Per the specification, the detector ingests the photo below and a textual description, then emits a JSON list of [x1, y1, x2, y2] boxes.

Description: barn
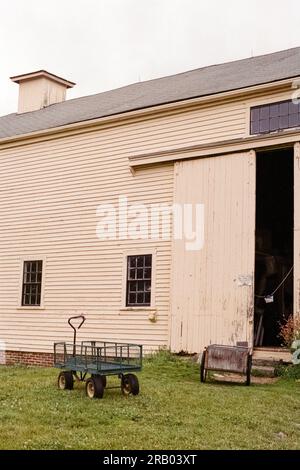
[[1, 47, 300, 365]]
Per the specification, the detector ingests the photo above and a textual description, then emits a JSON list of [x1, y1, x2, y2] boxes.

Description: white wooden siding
[[170, 151, 256, 353], [0, 87, 294, 354], [0, 123, 175, 353]]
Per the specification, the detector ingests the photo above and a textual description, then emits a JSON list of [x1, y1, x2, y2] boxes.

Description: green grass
[[275, 363, 300, 379], [0, 351, 299, 450]]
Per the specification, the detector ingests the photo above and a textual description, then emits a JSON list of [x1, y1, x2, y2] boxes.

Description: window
[[126, 255, 152, 307], [250, 99, 300, 135], [22, 260, 43, 306]]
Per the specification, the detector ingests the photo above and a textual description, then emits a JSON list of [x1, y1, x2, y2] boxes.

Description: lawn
[[0, 351, 299, 450]]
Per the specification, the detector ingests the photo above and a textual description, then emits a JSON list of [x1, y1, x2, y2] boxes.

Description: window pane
[[279, 102, 289, 116], [144, 292, 151, 305], [137, 281, 144, 291], [279, 115, 289, 129], [289, 101, 298, 114], [136, 269, 144, 279], [289, 113, 299, 127], [270, 104, 279, 117], [129, 281, 137, 292], [129, 293, 137, 304], [251, 108, 260, 121], [144, 268, 151, 279], [250, 120, 260, 135], [137, 256, 144, 267], [270, 117, 279, 131], [260, 106, 269, 119], [129, 268, 136, 280], [129, 256, 137, 268], [145, 281, 151, 292], [259, 119, 270, 133], [145, 255, 152, 267]]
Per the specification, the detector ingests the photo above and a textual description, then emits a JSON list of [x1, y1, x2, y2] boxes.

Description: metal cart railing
[[54, 315, 142, 399]]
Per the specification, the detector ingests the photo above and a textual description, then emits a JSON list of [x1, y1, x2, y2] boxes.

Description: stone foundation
[[5, 350, 53, 367]]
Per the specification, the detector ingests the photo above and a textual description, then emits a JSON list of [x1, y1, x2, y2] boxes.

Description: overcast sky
[[0, 0, 300, 116]]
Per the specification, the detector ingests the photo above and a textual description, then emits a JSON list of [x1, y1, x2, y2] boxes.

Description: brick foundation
[[5, 350, 54, 367]]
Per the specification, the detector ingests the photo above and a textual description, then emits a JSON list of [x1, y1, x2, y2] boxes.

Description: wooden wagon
[[200, 344, 252, 385]]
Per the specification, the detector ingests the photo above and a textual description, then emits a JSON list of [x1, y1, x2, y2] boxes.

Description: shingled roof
[[1, 47, 300, 139]]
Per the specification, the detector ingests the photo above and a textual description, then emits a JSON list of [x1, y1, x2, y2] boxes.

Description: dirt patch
[[211, 372, 279, 385]]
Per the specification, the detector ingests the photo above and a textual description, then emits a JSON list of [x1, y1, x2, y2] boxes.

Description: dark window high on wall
[[250, 100, 300, 135], [22, 260, 43, 306], [126, 255, 152, 306]]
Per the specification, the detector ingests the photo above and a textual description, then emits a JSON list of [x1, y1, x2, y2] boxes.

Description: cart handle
[[68, 315, 86, 356], [68, 315, 86, 331]]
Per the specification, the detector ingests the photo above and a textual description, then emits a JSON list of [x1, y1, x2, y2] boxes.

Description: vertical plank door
[[170, 151, 256, 353]]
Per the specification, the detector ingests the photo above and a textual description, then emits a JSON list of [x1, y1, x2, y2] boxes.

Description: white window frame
[[121, 248, 157, 311], [17, 256, 46, 310]]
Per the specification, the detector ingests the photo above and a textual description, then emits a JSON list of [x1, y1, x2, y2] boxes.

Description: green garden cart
[[54, 315, 143, 399]]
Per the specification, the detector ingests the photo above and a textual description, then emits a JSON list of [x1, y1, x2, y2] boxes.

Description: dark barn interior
[[254, 148, 294, 347]]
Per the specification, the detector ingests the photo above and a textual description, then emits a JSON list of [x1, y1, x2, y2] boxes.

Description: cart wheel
[[246, 354, 252, 386], [121, 374, 139, 396], [92, 374, 107, 388], [58, 371, 74, 390], [200, 349, 207, 383], [86, 376, 104, 399]]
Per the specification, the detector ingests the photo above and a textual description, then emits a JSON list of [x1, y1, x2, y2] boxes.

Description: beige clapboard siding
[[0, 144, 173, 352], [0, 86, 294, 354], [0, 101, 247, 158], [170, 152, 256, 353]]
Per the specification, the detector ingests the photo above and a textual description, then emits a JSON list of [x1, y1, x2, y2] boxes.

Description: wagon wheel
[[92, 374, 107, 388], [58, 371, 74, 390], [86, 376, 104, 399], [200, 349, 207, 383], [245, 354, 252, 386], [121, 374, 139, 396]]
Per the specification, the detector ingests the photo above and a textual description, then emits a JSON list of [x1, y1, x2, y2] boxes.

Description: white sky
[[0, 0, 300, 116]]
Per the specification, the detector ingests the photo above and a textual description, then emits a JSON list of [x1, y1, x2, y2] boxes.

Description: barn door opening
[[254, 148, 294, 347]]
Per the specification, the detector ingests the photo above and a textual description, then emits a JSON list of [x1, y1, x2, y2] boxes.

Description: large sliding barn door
[[170, 151, 256, 353]]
